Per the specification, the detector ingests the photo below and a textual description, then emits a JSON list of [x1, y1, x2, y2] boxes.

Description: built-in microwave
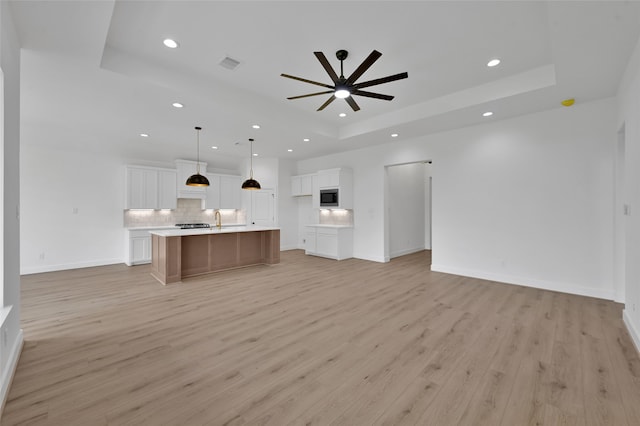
[[320, 188, 339, 207]]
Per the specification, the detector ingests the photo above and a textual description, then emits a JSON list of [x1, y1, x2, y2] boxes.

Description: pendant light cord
[[249, 138, 254, 179], [196, 127, 201, 174]]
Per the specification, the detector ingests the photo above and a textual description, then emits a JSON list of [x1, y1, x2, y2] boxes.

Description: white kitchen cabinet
[[304, 225, 353, 260], [126, 166, 178, 210], [158, 169, 177, 209], [200, 174, 241, 210], [124, 229, 155, 265], [220, 175, 242, 209], [305, 228, 317, 253], [311, 174, 320, 209], [291, 174, 314, 196], [204, 174, 221, 210], [175, 159, 208, 199], [317, 168, 353, 209], [318, 169, 340, 188], [125, 166, 158, 209]]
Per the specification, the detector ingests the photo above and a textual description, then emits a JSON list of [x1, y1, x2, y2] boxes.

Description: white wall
[[298, 97, 616, 301], [0, 0, 23, 409], [20, 145, 125, 274], [387, 162, 425, 259], [617, 36, 640, 352]]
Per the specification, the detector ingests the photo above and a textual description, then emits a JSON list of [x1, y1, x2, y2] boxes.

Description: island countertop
[[149, 225, 280, 237]]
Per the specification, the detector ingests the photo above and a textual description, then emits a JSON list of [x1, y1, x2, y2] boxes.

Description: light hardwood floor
[[3, 250, 640, 425]]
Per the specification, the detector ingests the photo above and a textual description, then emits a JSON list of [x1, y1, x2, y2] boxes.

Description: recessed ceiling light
[[287, 149, 293, 152], [487, 59, 500, 67], [252, 124, 260, 129], [303, 138, 310, 142], [140, 133, 149, 138], [172, 102, 184, 108], [391, 133, 398, 138], [339, 113, 347, 117], [211, 146, 218, 150], [163, 39, 179, 49], [482, 111, 493, 117], [253, 153, 258, 157]]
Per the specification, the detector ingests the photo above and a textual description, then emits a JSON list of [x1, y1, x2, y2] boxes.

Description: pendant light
[[242, 138, 261, 190], [186, 126, 210, 187]]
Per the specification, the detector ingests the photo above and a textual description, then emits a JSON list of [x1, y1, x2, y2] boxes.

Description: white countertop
[[126, 225, 179, 231], [150, 225, 280, 237], [305, 224, 354, 228]]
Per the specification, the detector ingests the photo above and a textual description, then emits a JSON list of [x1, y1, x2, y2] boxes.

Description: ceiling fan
[[281, 49, 408, 112]]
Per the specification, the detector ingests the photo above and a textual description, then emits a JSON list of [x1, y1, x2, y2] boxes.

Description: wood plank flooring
[[3, 250, 640, 425]]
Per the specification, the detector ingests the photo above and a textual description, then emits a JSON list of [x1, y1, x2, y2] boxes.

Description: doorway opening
[[384, 161, 433, 264]]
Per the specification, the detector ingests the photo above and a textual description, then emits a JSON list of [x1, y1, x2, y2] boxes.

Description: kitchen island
[[149, 226, 280, 285]]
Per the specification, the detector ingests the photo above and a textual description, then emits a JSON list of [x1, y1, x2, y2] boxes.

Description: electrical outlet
[[39, 252, 45, 260], [303, 239, 306, 243], [72, 207, 79, 214]]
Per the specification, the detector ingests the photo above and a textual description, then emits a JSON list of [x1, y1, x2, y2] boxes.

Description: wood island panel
[[181, 235, 210, 277], [151, 229, 280, 284], [209, 233, 239, 271], [150, 234, 182, 285]]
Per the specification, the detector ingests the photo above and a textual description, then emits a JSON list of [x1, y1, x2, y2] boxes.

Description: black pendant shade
[[186, 126, 209, 187], [242, 138, 261, 190], [186, 173, 209, 187], [241, 178, 261, 190]]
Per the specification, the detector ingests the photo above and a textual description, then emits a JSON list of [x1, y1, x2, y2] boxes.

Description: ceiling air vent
[[219, 56, 241, 70]]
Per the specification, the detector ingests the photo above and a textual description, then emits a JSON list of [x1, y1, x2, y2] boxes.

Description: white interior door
[[250, 190, 275, 226]]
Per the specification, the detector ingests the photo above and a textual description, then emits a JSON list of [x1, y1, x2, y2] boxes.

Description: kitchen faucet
[[214, 210, 222, 229]]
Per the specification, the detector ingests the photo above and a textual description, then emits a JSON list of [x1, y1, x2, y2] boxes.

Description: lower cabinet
[[304, 226, 353, 260], [125, 228, 171, 266]]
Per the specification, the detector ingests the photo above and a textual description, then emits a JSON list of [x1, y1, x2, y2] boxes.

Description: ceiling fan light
[[334, 88, 350, 99]]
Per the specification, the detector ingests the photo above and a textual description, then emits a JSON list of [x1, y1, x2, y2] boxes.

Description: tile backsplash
[[124, 198, 246, 228], [319, 209, 353, 226]]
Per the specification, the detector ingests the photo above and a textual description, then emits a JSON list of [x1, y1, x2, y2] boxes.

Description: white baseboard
[[390, 246, 425, 259], [353, 252, 387, 263], [20, 258, 123, 275], [430, 263, 615, 301], [0, 329, 23, 416], [623, 309, 640, 355]]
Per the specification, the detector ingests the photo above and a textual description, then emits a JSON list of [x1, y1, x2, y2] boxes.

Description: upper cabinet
[[125, 166, 158, 209], [125, 162, 241, 210], [220, 175, 242, 209], [203, 174, 242, 210], [158, 169, 177, 210], [125, 166, 177, 210], [318, 169, 342, 189], [291, 174, 315, 196], [175, 159, 208, 199], [204, 174, 221, 210], [318, 168, 353, 209]]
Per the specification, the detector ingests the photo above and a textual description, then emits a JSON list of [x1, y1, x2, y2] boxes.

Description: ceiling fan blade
[[354, 72, 408, 89], [281, 73, 334, 89], [287, 90, 335, 100], [317, 95, 336, 111], [352, 90, 394, 101], [345, 50, 382, 85], [345, 96, 361, 112], [314, 52, 340, 83]]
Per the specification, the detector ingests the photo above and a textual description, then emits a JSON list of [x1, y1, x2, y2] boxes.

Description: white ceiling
[[10, 0, 640, 170]]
